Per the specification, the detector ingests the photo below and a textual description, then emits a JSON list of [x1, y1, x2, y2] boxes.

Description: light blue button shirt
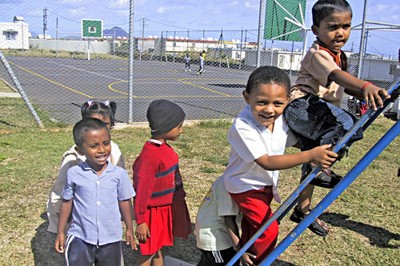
[[63, 162, 135, 246]]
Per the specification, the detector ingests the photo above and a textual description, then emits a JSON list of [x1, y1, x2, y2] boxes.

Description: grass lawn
[[0, 95, 399, 266]]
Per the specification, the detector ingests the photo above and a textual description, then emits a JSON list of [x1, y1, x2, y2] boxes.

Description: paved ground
[[1, 57, 253, 124], [0, 92, 20, 98], [164, 256, 195, 266]]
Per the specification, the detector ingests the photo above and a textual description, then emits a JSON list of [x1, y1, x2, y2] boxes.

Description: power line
[[47, 9, 81, 24], [369, 32, 400, 45]]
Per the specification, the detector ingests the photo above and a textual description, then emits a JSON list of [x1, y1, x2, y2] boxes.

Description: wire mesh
[[0, 0, 399, 125]]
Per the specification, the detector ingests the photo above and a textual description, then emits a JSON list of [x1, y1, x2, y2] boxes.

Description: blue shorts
[[65, 235, 122, 266], [284, 94, 363, 151]]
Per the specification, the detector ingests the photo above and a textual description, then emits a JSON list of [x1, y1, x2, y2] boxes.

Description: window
[[3, 30, 18, 40]]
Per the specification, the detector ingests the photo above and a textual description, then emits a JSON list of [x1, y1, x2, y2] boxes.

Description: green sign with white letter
[[82, 19, 103, 38]]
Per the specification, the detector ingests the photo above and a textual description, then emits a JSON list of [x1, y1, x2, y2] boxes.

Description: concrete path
[[0, 92, 20, 98], [164, 256, 195, 266]]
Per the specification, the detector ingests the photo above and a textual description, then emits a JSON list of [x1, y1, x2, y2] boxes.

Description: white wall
[[348, 56, 399, 82], [29, 39, 112, 54], [0, 22, 29, 49]]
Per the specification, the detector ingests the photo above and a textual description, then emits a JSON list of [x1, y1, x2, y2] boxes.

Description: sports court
[[5, 56, 254, 124]]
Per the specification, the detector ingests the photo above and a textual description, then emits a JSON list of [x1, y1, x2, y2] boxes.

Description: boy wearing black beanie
[[132, 99, 192, 266]]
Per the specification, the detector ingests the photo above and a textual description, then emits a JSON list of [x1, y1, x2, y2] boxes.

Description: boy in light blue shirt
[[55, 118, 136, 265]]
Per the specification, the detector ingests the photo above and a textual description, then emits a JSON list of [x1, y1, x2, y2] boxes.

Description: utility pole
[[364, 29, 369, 55], [256, 0, 266, 67], [56, 17, 58, 57], [239, 28, 243, 69], [113, 27, 116, 56], [140, 17, 145, 60], [357, 0, 368, 79], [43, 7, 47, 39], [187, 29, 189, 52], [128, 0, 135, 123], [202, 29, 205, 51], [173, 30, 176, 62]]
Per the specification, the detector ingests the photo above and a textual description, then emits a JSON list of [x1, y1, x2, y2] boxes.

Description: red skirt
[[172, 186, 193, 239], [139, 205, 173, 255]]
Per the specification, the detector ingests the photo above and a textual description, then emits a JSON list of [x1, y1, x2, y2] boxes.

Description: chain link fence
[[1, 0, 399, 126]]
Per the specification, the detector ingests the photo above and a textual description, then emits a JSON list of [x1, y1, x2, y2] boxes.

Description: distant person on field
[[198, 52, 205, 75], [184, 53, 191, 72], [47, 100, 124, 234], [54, 118, 136, 265], [133, 99, 192, 266], [283, 0, 390, 237], [224, 66, 338, 264], [195, 175, 256, 266]]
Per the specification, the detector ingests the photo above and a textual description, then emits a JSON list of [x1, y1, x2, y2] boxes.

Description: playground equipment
[[227, 77, 400, 266]]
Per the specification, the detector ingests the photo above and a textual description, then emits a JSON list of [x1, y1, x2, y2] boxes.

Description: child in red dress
[[133, 99, 192, 266]]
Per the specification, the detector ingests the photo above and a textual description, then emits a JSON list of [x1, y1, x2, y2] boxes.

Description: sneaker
[[290, 206, 329, 237]]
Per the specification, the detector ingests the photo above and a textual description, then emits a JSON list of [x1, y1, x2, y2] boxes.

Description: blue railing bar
[[333, 77, 399, 154], [260, 120, 400, 265], [361, 78, 399, 131]]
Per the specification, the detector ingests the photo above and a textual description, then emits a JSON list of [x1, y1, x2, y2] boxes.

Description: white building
[[144, 36, 257, 58], [0, 16, 30, 50]]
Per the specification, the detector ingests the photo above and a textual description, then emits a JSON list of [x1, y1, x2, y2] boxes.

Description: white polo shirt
[[195, 176, 240, 251], [223, 105, 297, 202]]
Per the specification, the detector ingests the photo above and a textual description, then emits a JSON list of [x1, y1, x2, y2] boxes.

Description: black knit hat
[[147, 99, 185, 136]]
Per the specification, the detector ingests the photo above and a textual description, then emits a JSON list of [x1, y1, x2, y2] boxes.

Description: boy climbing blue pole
[[283, 0, 390, 236]]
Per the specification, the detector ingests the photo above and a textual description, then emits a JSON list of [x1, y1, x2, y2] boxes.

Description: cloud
[[155, 4, 184, 15], [370, 3, 400, 23], [59, 0, 88, 5], [108, 0, 128, 9], [27, 7, 45, 17], [244, 1, 258, 9], [67, 7, 87, 18], [0, 0, 23, 3], [156, 6, 167, 14]]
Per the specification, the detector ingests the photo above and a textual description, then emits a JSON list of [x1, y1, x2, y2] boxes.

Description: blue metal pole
[[260, 120, 400, 265]]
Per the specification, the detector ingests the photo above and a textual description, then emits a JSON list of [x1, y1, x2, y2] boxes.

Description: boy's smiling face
[[77, 127, 111, 172], [243, 83, 288, 131], [312, 11, 352, 52]]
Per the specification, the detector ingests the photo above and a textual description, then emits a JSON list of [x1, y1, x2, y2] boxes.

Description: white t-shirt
[[223, 105, 297, 203], [195, 176, 240, 251]]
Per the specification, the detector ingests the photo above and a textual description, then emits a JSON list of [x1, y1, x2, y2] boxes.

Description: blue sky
[[1, 0, 399, 58]]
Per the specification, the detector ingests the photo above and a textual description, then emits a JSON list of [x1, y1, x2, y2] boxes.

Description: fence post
[[128, 0, 135, 123], [0, 52, 44, 128]]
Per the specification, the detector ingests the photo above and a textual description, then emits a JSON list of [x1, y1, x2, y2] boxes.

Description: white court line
[[48, 61, 126, 82]]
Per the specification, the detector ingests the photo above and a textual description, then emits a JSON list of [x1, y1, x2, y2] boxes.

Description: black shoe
[[311, 168, 342, 188], [290, 207, 329, 237], [302, 165, 342, 189]]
